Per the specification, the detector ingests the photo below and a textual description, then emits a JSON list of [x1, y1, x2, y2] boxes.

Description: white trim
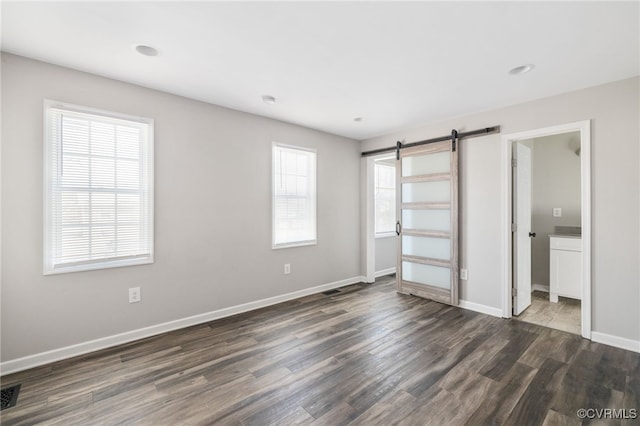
[[591, 332, 640, 353], [373, 160, 396, 236], [364, 152, 400, 283], [458, 299, 503, 318], [501, 120, 591, 339], [271, 240, 317, 250], [375, 232, 396, 239], [375, 267, 396, 278], [271, 142, 317, 250], [364, 156, 376, 283], [580, 122, 592, 339], [500, 132, 512, 318], [42, 100, 155, 275], [44, 99, 151, 123], [45, 257, 154, 275], [0, 275, 364, 376], [532, 283, 550, 293]]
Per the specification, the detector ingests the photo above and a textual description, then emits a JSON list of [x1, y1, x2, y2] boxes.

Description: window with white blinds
[[272, 143, 317, 248], [44, 101, 154, 274], [374, 161, 396, 236]]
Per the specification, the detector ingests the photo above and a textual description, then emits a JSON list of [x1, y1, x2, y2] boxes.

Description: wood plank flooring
[[1, 275, 638, 425]]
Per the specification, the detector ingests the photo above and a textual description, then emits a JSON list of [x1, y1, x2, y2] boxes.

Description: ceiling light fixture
[[262, 95, 276, 105], [353, 117, 364, 122], [508, 64, 535, 75], [134, 44, 158, 57]]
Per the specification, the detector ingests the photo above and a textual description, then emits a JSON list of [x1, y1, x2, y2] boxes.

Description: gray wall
[[530, 133, 582, 287], [375, 236, 396, 273], [361, 77, 640, 342], [1, 53, 361, 362]]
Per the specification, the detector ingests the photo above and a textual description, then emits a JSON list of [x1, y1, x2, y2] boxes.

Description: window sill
[[375, 233, 397, 239], [272, 240, 317, 250], [44, 256, 153, 275]]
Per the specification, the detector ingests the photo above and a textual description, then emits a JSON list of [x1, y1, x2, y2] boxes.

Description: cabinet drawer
[[550, 237, 582, 251]]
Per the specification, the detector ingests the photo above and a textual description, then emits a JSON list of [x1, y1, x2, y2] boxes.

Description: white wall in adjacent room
[[530, 132, 582, 287]]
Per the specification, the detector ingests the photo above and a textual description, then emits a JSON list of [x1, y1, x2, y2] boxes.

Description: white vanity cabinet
[[549, 235, 582, 303]]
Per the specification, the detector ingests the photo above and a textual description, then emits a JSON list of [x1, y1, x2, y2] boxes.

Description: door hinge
[[511, 223, 517, 232], [512, 288, 517, 297], [511, 158, 517, 168]]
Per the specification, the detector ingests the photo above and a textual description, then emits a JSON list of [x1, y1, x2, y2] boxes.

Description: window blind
[[272, 144, 317, 248], [375, 162, 396, 235], [44, 102, 153, 274]]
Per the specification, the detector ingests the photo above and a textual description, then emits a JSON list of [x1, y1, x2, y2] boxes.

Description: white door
[[396, 140, 459, 306], [513, 141, 533, 315]]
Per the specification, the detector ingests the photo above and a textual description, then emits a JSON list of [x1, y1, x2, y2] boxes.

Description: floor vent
[[322, 289, 340, 296], [1, 384, 21, 410]]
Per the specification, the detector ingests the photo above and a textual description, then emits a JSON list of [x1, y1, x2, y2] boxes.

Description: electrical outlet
[[553, 207, 562, 217], [460, 269, 468, 280], [284, 264, 291, 274], [129, 287, 141, 303]]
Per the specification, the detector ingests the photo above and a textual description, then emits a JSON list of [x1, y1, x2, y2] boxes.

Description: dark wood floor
[[1, 275, 638, 425]]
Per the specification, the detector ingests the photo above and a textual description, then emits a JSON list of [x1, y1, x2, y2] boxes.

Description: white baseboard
[[532, 283, 550, 292], [0, 275, 365, 376], [458, 299, 503, 318], [375, 267, 396, 278], [591, 331, 640, 353]]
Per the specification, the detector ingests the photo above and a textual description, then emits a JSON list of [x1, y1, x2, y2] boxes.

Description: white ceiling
[[2, 1, 638, 140]]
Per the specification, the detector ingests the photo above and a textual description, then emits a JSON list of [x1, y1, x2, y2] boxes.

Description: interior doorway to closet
[[502, 121, 591, 339]]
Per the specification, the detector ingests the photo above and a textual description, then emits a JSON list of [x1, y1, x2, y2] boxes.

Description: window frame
[[271, 142, 317, 249], [43, 99, 154, 275], [374, 159, 397, 238]]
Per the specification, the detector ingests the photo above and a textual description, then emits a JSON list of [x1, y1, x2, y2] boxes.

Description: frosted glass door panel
[[397, 139, 458, 305], [402, 261, 450, 289], [402, 151, 450, 177], [402, 209, 450, 232], [402, 235, 450, 260], [402, 181, 450, 203]]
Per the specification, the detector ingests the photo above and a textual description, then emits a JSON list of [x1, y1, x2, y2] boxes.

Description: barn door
[[396, 140, 458, 305]]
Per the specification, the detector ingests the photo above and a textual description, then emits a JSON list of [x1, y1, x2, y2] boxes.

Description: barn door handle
[[396, 222, 402, 236]]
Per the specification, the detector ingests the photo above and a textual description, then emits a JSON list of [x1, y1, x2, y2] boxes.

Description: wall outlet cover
[[553, 207, 562, 217], [128, 287, 141, 303]]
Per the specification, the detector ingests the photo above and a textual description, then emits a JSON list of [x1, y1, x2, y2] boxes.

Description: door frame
[[363, 153, 398, 283], [500, 120, 591, 339]]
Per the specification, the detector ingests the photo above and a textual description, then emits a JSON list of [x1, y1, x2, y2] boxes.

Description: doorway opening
[[512, 132, 582, 334], [363, 154, 398, 283], [501, 121, 591, 339]]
